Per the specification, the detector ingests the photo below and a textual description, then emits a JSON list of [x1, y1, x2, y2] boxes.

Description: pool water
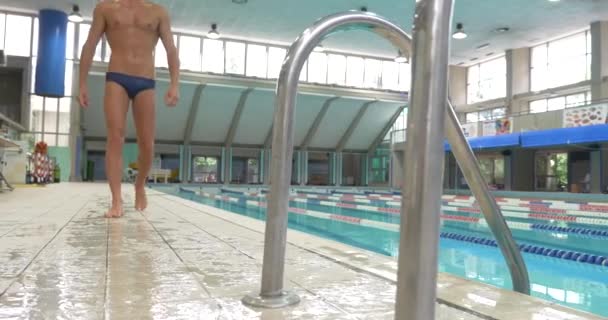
[[159, 186, 608, 317]]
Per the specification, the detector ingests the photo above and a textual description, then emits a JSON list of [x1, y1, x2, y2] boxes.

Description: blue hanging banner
[[35, 9, 68, 97]]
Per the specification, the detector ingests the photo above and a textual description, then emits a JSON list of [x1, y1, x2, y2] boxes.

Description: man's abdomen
[[108, 52, 156, 80]]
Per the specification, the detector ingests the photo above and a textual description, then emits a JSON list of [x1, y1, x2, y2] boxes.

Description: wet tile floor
[[0, 184, 603, 320]]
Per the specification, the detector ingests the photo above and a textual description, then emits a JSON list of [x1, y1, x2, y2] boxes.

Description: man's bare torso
[[100, 0, 163, 79]]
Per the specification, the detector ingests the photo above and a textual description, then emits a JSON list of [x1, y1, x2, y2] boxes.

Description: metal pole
[[395, 0, 453, 319], [242, 11, 411, 309], [445, 100, 530, 294]]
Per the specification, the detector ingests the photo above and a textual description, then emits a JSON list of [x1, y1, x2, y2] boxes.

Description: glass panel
[[346, 56, 364, 87], [58, 98, 71, 134], [382, 61, 399, 90], [492, 107, 506, 118], [192, 156, 219, 183], [246, 44, 267, 78], [466, 112, 479, 123], [78, 24, 102, 61], [0, 14, 5, 50], [44, 97, 59, 132], [267, 47, 286, 79], [530, 67, 549, 92], [547, 96, 565, 111], [467, 65, 480, 85], [30, 95, 44, 132], [202, 39, 224, 73], [57, 134, 69, 147], [529, 99, 547, 113], [478, 110, 492, 121], [531, 45, 548, 69], [43, 133, 57, 147], [565, 93, 586, 108], [225, 41, 245, 75], [65, 60, 74, 96], [30, 59, 36, 94], [549, 33, 586, 62], [398, 62, 411, 91], [66, 22, 75, 59], [5, 14, 32, 57], [327, 54, 346, 85], [104, 39, 111, 62], [307, 52, 327, 84], [299, 61, 307, 82], [364, 58, 382, 88], [179, 35, 202, 71], [155, 40, 168, 68], [32, 18, 38, 56]]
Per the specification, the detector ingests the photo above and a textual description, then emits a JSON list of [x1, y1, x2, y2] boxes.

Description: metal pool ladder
[[242, 2, 530, 319]]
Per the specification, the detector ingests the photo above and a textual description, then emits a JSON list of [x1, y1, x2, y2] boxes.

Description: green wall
[[48, 146, 71, 182]]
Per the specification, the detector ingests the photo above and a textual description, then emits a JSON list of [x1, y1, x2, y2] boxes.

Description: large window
[[246, 44, 267, 78], [529, 92, 591, 114], [225, 42, 245, 75], [531, 31, 591, 91], [535, 152, 568, 191], [327, 54, 346, 85], [0, 14, 5, 50], [465, 107, 506, 123], [201, 39, 224, 73], [467, 57, 507, 104], [307, 52, 328, 84], [178, 35, 201, 71], [346, 56, 364, 87], [267, 47, 286, 79], [192, 156, 219, 183], [4, 14, 32, 57]]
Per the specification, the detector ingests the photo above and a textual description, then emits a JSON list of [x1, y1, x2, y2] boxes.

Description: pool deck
[[0, 183, 605, 320]]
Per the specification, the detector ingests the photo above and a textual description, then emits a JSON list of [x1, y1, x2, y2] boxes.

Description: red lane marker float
[[378, 207, 400, 214], [441, 214, 480, 223], [529, 213, 576, 222], [458, 207, 481, 213], [330, 214, 362, 224], [336, 203, 357, 209], [581, 205, 608, 212]]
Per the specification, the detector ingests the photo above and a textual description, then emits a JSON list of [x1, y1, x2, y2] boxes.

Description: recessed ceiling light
[[470, 57, 479, 61], [486, 52, 495, 56], [476, 43, 490, 50], [494, 27, 510, 33], [207, 23, 220, 39], [232, 0, 247, 3], [457, 62, 465, 66], [394, 50, 408, 63], [68, 5, 83, 23], [548, 0, 560, 2], [453, 23, 467, 39]]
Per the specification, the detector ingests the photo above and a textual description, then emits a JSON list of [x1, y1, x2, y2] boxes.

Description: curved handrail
[[445, 101, 531, 294], [242, 7, 530, 318]]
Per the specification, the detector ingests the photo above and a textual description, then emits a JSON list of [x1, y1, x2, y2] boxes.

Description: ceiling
[[3, 0, 608, 64]]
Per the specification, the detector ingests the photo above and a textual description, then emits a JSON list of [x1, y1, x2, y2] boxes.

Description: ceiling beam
[[183, 84, 206, 145], [263, 126, 273, 149], [367, 105, 406, 155], [335, 100, 376, 152], [224, 88, 254, 148], [300, 97, 340, 150]]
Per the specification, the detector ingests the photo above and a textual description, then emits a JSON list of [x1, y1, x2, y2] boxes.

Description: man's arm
[[78, 4, 106, 89], [159, 7, 179, 87]]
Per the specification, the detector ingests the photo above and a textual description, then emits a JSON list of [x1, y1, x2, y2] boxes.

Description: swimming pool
[[157, 185, 608, 317]]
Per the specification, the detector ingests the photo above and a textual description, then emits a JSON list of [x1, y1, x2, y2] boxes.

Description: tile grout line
[[136, 209, 215, 299], [102, 215, 110, 320], [0, 198, 90, 298], [159, 194, 499, 320]]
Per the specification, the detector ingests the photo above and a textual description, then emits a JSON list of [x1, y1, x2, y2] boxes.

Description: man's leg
[[132, 89, 156, 211], [104, 82, 130, 218]]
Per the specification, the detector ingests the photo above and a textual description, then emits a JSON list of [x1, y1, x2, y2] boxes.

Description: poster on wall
[[482, 118, 512, 136], [461, 123, 478, 138], [562, 104, 608, 128]]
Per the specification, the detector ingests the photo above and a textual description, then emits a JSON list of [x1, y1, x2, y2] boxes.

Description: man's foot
[[105, 203, 124, 218], [135, 186, 148, 211]]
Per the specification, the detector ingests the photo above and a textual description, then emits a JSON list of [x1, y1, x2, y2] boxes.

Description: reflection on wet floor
[[0, 184, 597, 319]]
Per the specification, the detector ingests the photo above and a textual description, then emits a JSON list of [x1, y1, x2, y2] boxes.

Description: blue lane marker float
[[530, 223, 608, 239], [439, 232, 608, 267]]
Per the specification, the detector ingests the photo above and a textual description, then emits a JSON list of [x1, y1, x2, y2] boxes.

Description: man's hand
[[165, 84, 179, 107], [79, 85, 89, 108]]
